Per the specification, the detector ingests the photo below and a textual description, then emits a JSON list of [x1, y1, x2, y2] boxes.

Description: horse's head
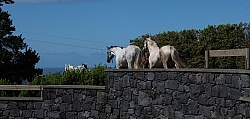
[[143, 37, 150, 51], [82, 63, 88, 69], [107, 46, 115, 63]]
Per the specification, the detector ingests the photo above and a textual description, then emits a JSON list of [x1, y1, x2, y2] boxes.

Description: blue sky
[[2, 0, 250, 68]]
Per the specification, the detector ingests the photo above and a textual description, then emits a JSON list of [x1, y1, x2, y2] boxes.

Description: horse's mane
[[147, 39, 158, 47], [108, 45, 124, 49]]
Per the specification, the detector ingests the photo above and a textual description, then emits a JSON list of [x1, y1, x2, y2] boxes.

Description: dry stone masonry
[[0, 69, 250, 119], [105, 69, 250, 119]]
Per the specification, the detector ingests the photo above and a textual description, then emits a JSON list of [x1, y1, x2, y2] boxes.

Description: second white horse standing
[[143, 37, 185, 69], [107, 45, 141, 69]]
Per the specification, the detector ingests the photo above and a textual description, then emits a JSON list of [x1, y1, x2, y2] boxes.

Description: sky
[[2, 0, 250, 68]]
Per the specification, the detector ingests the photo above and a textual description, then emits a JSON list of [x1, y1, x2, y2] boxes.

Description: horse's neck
[[147, 43, 159, 53], [112, 47, 124, 55]]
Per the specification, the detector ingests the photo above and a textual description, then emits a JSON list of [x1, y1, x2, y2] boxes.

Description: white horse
[[74, 63, 87, 72], [65, 63, 87, 72], [65, 64, 75, 71], [143, 37, 185, 69], [107, 45, 142, 69]]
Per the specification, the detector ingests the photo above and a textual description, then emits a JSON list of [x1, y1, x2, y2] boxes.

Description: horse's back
[[126, 45, 141, 50], [125, 45, 142, 69], [125, 45, 141, 55]]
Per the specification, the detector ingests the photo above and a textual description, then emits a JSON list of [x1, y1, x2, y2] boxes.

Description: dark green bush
[[31, 63, 109, 85]]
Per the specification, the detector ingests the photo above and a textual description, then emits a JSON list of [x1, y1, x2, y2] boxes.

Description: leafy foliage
[[31, 64, 108, 86], [130, 23, 250, 69], [0, 3, 42, 84], [0, 0, 14, 6]]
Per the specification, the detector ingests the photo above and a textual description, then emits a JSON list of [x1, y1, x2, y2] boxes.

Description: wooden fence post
[[205, 50, 209, 68], [246, 48, 250, 70], [205, 48, 249, 70]]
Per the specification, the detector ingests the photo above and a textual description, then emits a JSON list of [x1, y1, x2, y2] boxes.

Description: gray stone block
[[120, 100, 129, 112], [147, 72, 155, 80], [22, 110, 32, 117], [34, 110, 44, 118], [211, 85, 219, 97], [9, 109, 19, 117], [168, 72, 178, 80], [152, 105, 161, 117], [156, 82, 165, 94], [135, 106, 142, 116], [219, 85, 228, 98], [122, 75, 130, 87], [122, 88, 132, 101], [97, 92, 107, 104], [138, 91, 151, 106], [127, 109, 134, 115], [174, 111, 184, 119], [164, 106, 174, 118], [90, 110, 99, 118], [72, 101, 81, 111], [66, 112, 75, 119], [60, 103, 72, 112], [114, 81, 122, 91], [232, 75, 240, 88], [161, 72, 168, 80], [230, 88, 243, 100], [240, 74, 250, 88], [47, 111, 59, 118], [225, 74, 232, 84], [204, 83, 211, 97], [215, 74, 226, 84], [35, 102, 42, 109], [138, 81, 152, 90], [178, 93, 188, 104], [165, 80, 179, 90], [163, 94, 172, 105], [0, 104, 7, 109], [199, 106, 211, 118], [62, 95, 72, 103], [189, 84, 201, 94]]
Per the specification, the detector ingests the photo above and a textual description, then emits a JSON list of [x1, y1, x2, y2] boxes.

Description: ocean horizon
[[41, 67, 65, 75]]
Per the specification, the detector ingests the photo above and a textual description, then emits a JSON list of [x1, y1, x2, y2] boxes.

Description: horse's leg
[[134, 54, 141, 69], [127, 61, 133, 69], [116, 58, 120, 69], [149, 58, 154, 69], [160, 49, 168, 69], [116, 63, 120, 69]]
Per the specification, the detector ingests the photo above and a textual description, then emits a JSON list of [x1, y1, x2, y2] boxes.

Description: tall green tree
[[130, 23, 250, 69], [0, 0, 42, 84], [0, 0, 14, 6]]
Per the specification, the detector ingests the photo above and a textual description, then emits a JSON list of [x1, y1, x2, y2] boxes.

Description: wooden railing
[[0, 85, 43, 101], [0, 85, 106, 101], [205, 48, 250, 69]]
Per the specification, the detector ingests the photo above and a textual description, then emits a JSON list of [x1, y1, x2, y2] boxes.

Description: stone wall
[[105, 69, 250, 119], [0, 85, 106, 119], [1, 69, 250, 119]]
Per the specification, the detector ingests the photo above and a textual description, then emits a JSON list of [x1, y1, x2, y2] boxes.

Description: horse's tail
[[134, 48, 142, 69], [170, 46, 186, 68]]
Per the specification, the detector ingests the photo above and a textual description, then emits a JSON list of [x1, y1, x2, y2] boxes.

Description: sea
[[42, 67, 65, 75]]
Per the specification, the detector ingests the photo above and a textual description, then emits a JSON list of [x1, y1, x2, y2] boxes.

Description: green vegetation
[[130, 23, 250, 69], [31, 64, 108, 86], [0, 0, 42, 85], [0, 64, 109, 97]]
